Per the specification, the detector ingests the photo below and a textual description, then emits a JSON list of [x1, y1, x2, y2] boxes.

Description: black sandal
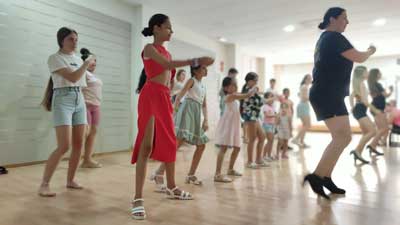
[[0, 166, 8, 175]]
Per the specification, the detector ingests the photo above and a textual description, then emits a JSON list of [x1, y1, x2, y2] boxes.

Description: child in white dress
[[276, 103, 292, 159]]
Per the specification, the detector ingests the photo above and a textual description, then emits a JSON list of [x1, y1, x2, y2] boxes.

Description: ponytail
[[41, 78, 54, 111], [136, 69, 147, 94]]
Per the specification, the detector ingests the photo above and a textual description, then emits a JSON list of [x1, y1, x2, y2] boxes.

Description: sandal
[[131, 199, 146, 220], [166, 186, 194, 200], [214, 174, 232, 183], [246, 162, 259, 169], [0, 166, 8, 175], [150, 172, 166, 193], [227, 169, 242, 176], [256, 161, 270, 167], [301, 143, 310, 149], [185, 175, 202, 185]]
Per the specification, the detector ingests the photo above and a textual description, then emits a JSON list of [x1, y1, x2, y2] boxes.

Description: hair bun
[[80, 48, 90, 55], [141, 27, 153, 37], [318, 22, 326, 30]]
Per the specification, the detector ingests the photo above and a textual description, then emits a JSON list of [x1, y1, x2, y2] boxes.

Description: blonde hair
[[352, 66, 367, 97]]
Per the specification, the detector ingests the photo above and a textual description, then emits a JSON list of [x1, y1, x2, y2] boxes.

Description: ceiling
[[125, 0, 400, 64]]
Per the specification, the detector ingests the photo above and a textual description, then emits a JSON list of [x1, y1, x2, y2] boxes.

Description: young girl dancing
[[132, 14, 213, 220], [214, 77, 257, 182]]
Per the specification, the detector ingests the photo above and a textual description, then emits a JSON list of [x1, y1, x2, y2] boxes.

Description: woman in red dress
[[131, 14, 214, 220]]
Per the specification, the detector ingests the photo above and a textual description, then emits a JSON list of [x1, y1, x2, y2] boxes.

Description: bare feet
[[38, 183, 56, 197], [80, 160, 102, 168], [66, 181, 83, 189], [281, 154, 289, 159]]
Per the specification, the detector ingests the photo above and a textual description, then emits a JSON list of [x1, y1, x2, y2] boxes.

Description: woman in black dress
[[367, 69, 393, 154], [303, 7, 376, 199]]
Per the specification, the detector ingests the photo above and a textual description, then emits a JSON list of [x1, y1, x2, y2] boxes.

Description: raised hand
[[368, 45, 376, 55], [198, 57, 214, 66]]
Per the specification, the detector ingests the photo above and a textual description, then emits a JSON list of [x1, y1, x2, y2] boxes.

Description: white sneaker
[[264, 156, 276, 162], [292, 139, 301, 146]]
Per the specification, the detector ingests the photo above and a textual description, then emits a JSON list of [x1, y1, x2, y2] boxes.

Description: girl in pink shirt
[[81, 48, 103, 168], [262, 92, 277, 161]]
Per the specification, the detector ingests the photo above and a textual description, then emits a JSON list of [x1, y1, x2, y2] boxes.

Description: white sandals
[[214, 174, 233, 183], [150, 172, 166, 193], [227, 169, 242, 177], [246, 162, 259, 169], [131, 199, 146, 220], [256, 161, 270, 167], [185, 175, 202, 185], [166, 186, 194, 200]]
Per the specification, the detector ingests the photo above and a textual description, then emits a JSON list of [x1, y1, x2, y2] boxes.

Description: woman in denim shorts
[[38, 27, 96, 197]]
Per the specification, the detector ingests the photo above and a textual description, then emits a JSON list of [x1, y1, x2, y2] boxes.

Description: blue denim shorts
[[52, 87, 87, 127], [297, 101, 310, 119], [262, 123, 275, 134]]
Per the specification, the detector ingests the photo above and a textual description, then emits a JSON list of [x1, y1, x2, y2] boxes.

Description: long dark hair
[[142, 14, 169, 37], [300, 74, 311, 86], [318, 7, 345, 30], [41, 78, 54, 111], [241, 72, 258, 93], [136, 69, 147, 94], [368, 68, 381, 96]]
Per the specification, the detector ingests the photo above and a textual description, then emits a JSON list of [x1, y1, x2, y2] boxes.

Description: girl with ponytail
[[131, 13, 214, 220]]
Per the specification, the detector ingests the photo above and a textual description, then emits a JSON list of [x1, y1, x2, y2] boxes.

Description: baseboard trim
[[3, 149, 131, 168]]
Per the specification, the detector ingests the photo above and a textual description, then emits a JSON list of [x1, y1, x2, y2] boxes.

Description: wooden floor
[[1, 133, 400, 225]]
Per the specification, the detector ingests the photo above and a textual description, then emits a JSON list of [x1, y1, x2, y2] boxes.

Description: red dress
[[131, 45, 177, 164]]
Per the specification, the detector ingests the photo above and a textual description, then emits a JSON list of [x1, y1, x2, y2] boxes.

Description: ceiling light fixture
[[373, 18, 387, 26], [219, 37, 227, 42], [283, 25, 295, 32]]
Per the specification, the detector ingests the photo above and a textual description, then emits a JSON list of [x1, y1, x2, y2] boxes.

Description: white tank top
[[186, 78, 206, 104]]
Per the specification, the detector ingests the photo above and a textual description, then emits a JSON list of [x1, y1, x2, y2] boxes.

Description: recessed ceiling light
[[283, 25, 295, 32], [219, 37, 227, 42], [373, 18, 387, 26]]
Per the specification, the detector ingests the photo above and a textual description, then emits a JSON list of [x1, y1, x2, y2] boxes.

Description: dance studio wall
[[0, 0, 134, 165], [274, 54, 400, 127]]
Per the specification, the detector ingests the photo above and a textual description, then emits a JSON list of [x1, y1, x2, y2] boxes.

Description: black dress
[[370, 82, 386, 113], [310, 31, 354, 121]]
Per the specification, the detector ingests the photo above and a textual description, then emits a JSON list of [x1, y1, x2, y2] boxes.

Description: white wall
[[67, 0, 143, 146], [0, 0, 135, 165]]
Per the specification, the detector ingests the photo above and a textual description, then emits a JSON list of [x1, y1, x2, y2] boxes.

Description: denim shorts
[[262, 123, 275, 134], [52, 87, 87, 127], [297, 101, 310, 119]]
